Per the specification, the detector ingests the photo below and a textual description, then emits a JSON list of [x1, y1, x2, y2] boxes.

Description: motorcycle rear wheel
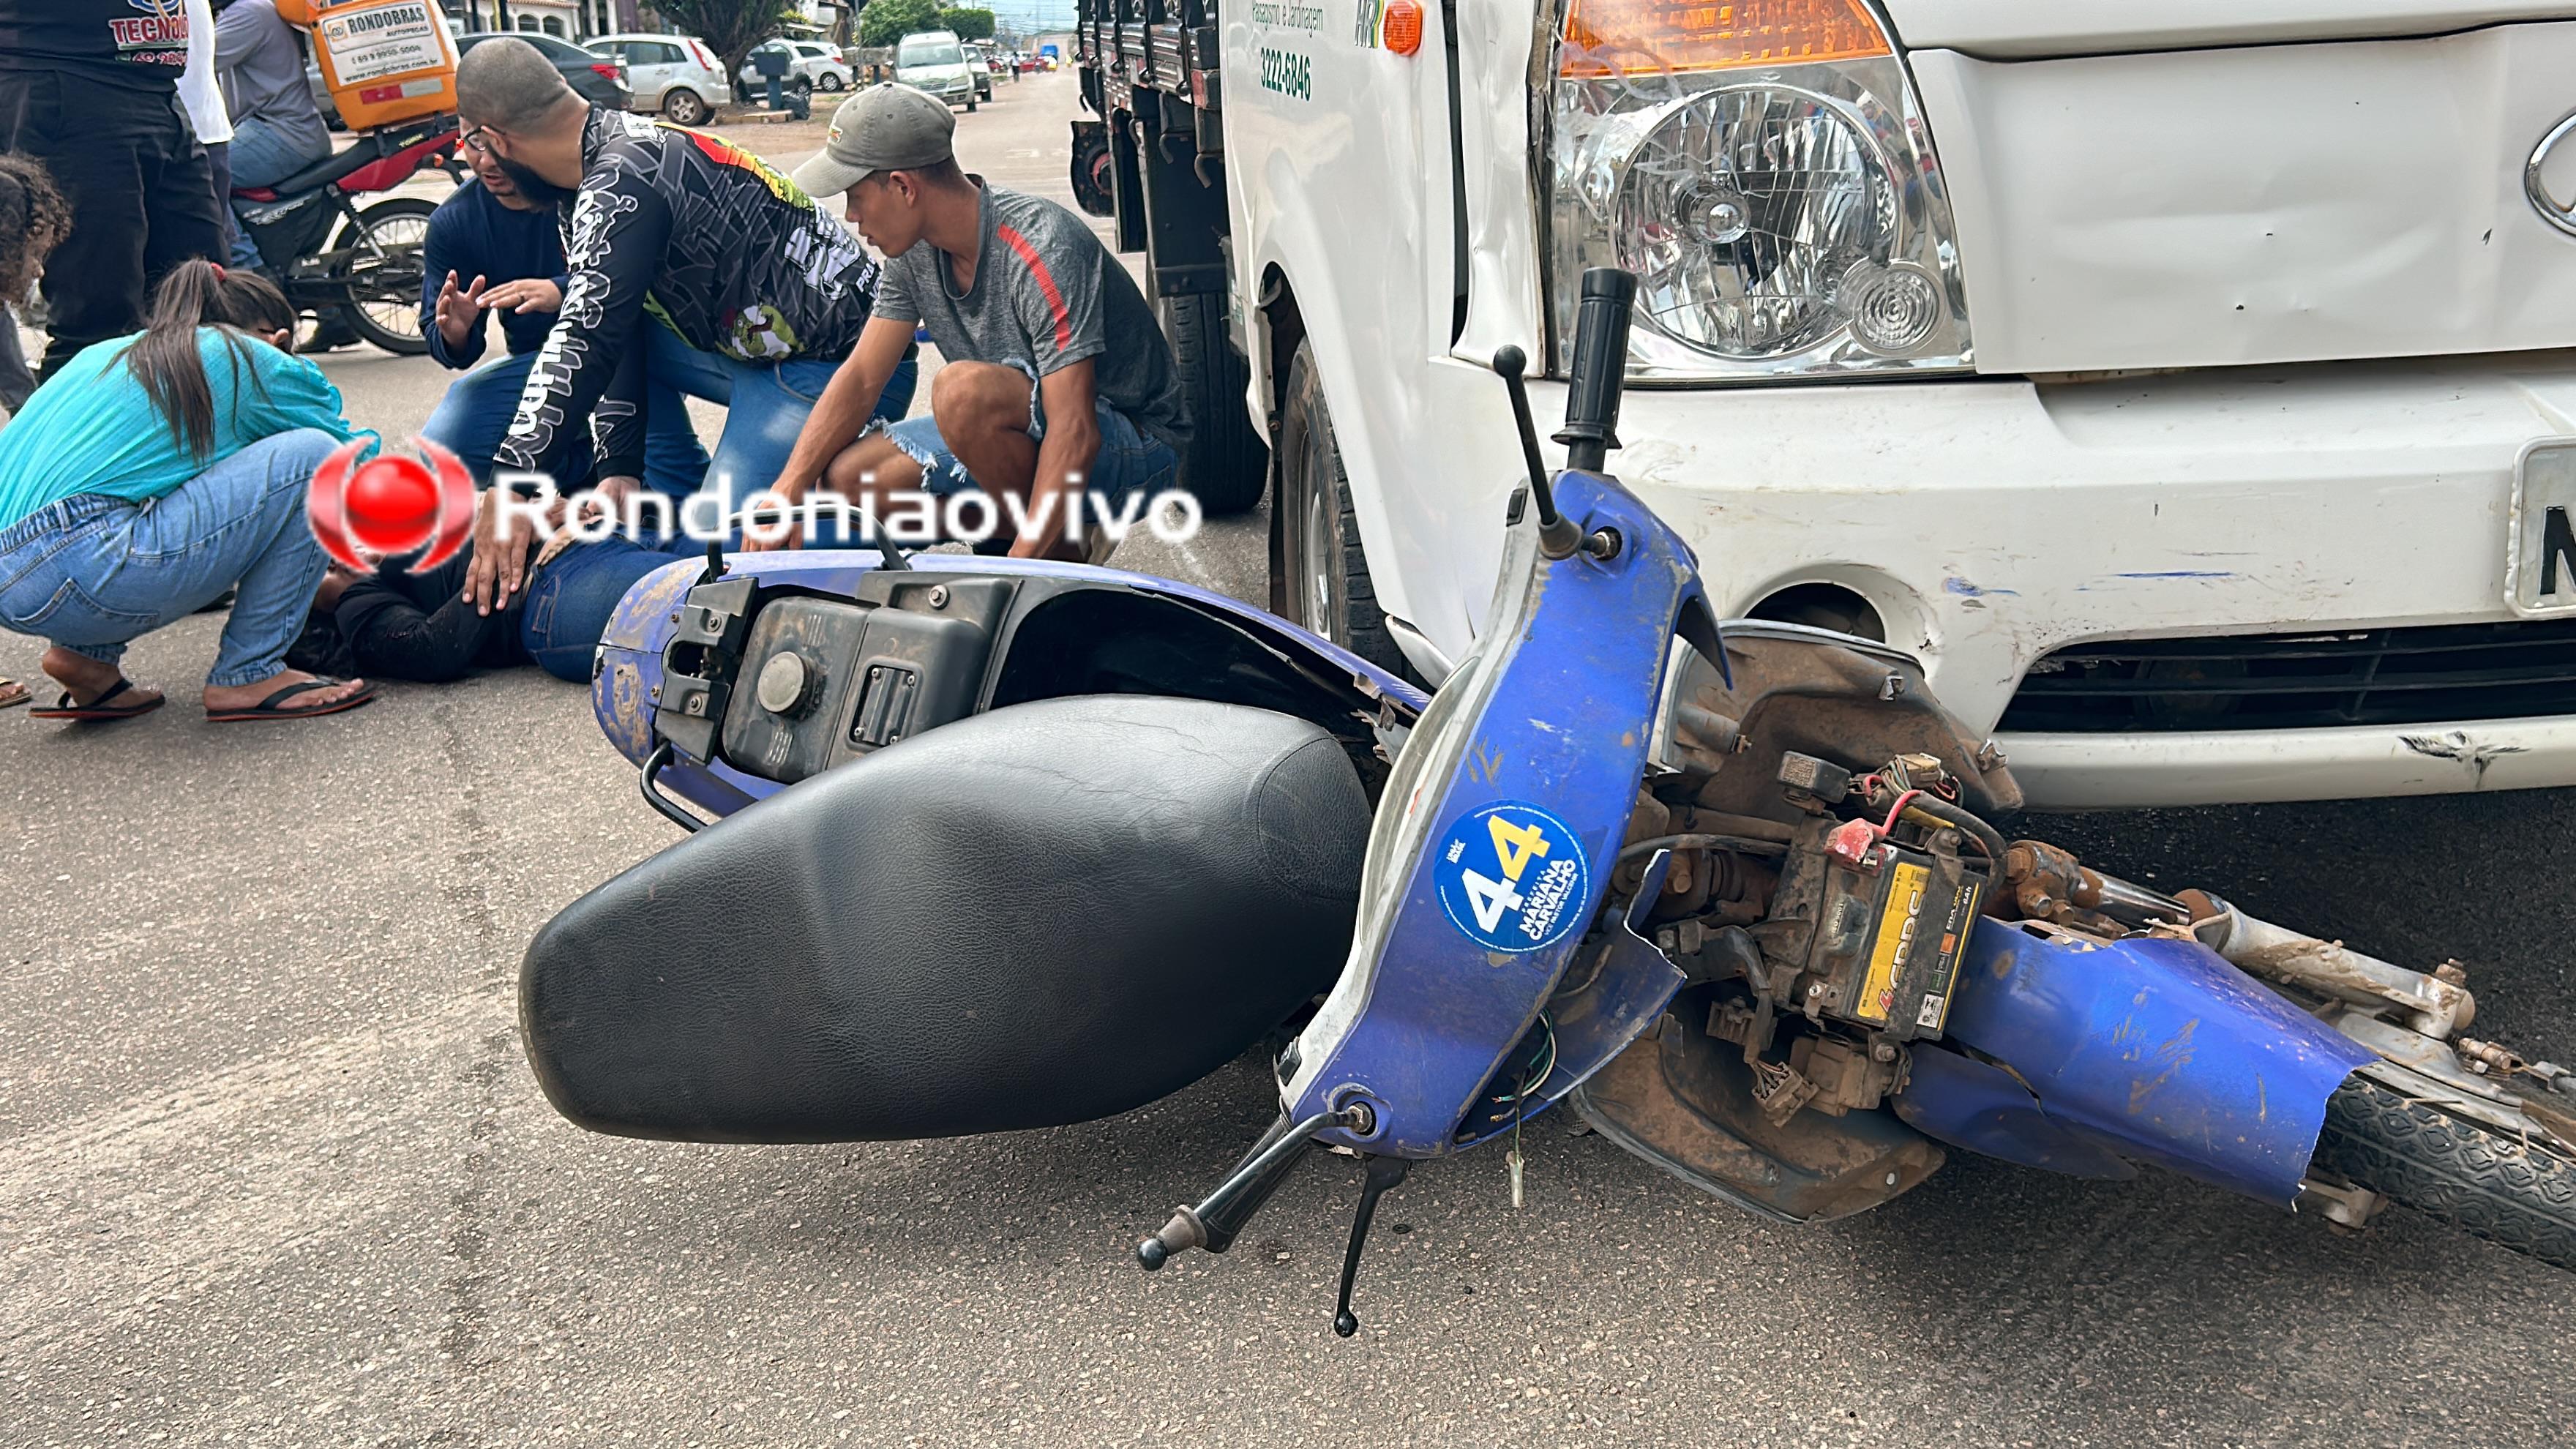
[[2311, 1076, 2576, 1272], [329, 196, 436, 356]]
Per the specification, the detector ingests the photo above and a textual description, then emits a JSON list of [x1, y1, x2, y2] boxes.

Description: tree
[[938, 7, 995, 40], [858, 0, 937, 45], [651, 0, 802, 97]]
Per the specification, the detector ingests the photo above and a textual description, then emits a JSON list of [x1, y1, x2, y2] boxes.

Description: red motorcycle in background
[[231, 116, 463, 356]]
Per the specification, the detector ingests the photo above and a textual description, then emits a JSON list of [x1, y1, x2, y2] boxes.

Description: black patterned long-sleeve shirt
[[496, 107, 882, 485]]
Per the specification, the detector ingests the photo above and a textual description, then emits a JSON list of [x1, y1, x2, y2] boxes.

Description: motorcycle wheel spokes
[[332, 199, 435, 355]]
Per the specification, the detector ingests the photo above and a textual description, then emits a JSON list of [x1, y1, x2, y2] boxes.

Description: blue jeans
[[225, 116, 331, 270], [423, 348, 714, 499], [645, 326, 916, 507], [517, 532, 697, 682], [883, 359, 1179, 517], [0, 428, 340, 686]]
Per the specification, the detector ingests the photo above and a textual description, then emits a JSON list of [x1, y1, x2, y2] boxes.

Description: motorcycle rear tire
[[329, 196, 438, 357], [2310, 1076, 2576, 1272]]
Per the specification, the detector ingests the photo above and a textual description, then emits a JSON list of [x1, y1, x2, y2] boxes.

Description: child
[[0, 151, 73, 708]]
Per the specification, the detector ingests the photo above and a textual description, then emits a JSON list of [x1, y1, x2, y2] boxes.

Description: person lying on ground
[[450, 39, 920, 613], [421, 132, 711, 500], [0, 260, 375, 722], [760, 83, 1191, 561], [318, 498, 696, 684]]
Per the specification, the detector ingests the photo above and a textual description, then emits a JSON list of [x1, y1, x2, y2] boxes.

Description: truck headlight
[[1549, 0, 1971, 381]]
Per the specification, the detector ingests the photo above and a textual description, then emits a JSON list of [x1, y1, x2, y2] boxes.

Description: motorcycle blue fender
[[1905, 918, 2375, 1206], [1282, 471, 1723, 1157], [590, 549, 1428, 822]]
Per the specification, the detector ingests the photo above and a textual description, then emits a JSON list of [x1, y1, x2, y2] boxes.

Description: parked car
[[961, 42, 995, 101], [894, 30, 978, 112], [455, 31, 631, 111], [737, 39, 854, 94], [588, 32, 731, 125]]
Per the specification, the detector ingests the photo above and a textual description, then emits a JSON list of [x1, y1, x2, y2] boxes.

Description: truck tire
[[2309, 1076, 2576, 1272], [1070, 122, 1115, 217], [1273, 340, 1418, 684], [1158, 291, 1267, 517]]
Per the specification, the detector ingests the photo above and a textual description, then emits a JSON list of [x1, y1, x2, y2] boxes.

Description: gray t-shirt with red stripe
[[871, 181, 1190, 457]]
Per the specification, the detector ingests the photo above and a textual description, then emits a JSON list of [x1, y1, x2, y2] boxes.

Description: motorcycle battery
[[298, 0, 459, 132], [1803, 839, 1987, 1041]]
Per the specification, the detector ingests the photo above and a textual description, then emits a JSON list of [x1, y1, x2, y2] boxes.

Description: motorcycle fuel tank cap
[[755, 651, 814, 716]]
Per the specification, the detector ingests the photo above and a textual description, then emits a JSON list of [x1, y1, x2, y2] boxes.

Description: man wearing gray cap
[[758, 83, 1188, 559]]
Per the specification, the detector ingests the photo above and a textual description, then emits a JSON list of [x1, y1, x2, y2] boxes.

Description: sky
[[977, 1, 1077, 32]]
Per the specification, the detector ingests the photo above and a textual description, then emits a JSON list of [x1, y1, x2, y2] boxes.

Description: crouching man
[[757, 83, 1189, 559]]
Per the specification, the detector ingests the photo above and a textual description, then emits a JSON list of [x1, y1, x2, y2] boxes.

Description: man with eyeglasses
[[448, 38, 913, 613], [419, 126, 709, 500]]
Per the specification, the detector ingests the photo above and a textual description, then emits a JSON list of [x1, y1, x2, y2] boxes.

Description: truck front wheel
[[1272, 340, 1415, 683]]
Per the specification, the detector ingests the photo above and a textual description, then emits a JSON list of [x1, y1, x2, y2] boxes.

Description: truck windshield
[[899, 39, 964, 67]]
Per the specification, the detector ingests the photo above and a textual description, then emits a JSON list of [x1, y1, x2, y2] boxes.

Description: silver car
[[894, 31, 978, 112], [589, 32, 733, 126]]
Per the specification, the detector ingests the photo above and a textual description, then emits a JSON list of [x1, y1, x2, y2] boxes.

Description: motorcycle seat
[[255, 132, 395, 201], [521, 694, 1374, 1143]]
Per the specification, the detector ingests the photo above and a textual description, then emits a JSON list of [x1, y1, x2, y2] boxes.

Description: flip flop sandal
[[0, 676, 27, 710], [29, 678, 164, 722], [205, 676, 378, 723]]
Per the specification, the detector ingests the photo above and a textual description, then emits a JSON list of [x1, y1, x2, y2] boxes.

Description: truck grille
[[1997, 621, 2576, 733]]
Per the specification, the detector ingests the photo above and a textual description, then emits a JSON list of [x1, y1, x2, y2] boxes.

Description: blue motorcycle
[[522, 270, 2576, 1333]]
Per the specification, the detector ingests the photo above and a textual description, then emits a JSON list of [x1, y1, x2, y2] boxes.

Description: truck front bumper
[[1530, 351, 2576, 808]]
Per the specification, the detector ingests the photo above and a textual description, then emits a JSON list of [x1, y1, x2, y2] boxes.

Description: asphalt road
[[7, 72, 2575, 1447]]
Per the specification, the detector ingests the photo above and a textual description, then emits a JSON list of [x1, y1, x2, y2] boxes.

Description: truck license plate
[[2506, 440, 2576, 615]]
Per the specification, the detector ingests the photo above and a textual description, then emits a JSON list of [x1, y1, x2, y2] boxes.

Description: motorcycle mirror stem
[[1489, 345, 1581, 561]]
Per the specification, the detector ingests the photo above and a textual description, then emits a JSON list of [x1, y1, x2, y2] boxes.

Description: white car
[[894, 30, 980, 111], [1074, 0, 2576, 809], [588, 33, 732, 125], [738, 39, 855, 94]]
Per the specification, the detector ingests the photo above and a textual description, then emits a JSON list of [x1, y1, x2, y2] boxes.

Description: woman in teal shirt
[[0, 262, 378, 721]]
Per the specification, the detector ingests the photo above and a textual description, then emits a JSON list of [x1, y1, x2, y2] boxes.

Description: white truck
[[1073, 0, 2576, 809]]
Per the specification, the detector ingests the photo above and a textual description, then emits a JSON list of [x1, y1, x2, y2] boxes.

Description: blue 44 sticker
[[1434, 801, 1593, 954]]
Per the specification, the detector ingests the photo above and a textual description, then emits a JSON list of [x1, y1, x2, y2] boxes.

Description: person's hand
[[737, 484, 805, 553], [536, 475, 640, 568], [461, 488, 538, 615], [480, 277, 564, 315], [434, 271, 489, 351], [1005, 523, 1054, 561]]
